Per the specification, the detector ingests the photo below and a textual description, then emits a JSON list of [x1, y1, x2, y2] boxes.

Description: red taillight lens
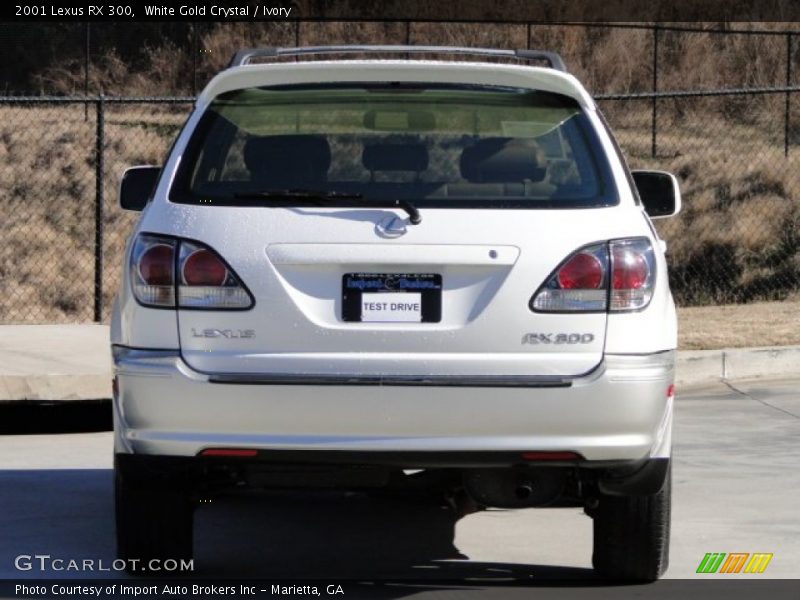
[[609, 239, 656, 311], [612, 246, 649, 290], [177, 241, 253, 309], [557, 252, 604, 290], [129, 234, 253, 310], [137, 244, 174, 285], [531, 239, 656, 313], [182, 249, 228, 286], [530, 243, 608, 312], [130, 235, 176, 307]]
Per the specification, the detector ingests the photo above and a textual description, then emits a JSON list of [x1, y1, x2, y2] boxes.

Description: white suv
[[112, 46, 681, 581]]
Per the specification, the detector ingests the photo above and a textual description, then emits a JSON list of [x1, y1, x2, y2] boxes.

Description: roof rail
[[227, 45, 568, 72]]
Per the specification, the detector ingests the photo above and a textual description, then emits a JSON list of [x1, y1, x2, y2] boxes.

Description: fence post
[[651, 24, 660, 159], [84, 23, 90, 121], [192, 22, 198, 96], [93, 95, 105, 323], [786, 33, 792, 157]]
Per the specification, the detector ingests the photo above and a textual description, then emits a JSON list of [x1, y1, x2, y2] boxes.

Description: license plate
[[342, 273, 442, 323]]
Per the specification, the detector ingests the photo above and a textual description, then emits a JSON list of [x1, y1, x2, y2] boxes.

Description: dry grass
[[30, 22, 800, 97], [0, 104, 188, 322], [678, 298, 800, 349], [604, 112, 800, 304], [1, 103, 799, 323], [3, 23, 800, 328]]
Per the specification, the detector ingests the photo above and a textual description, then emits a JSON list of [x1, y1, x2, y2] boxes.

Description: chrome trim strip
[[112, 346, 676, 388], [206, 372, 573, 388]]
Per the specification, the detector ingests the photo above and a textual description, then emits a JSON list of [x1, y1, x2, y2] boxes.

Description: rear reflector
[[200, 449, 258, 457], [521, 451, 581, 461]]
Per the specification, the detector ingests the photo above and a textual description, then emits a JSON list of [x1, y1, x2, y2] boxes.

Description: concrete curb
[[0, 324, 111, 403], [0, 374, 110, 403], [676, 345, 800, 388], [0, 322, 798, 401]]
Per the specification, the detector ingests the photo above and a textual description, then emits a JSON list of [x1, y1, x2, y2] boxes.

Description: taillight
[[531, 238, 656, 313], [557, 252, 604, 290], [130, 234, 253, 310], [130, 235, 176, 307], [609, 239, 656, 311], [182, 248, 227, 286], [178, 241, 252, 309], [138, 244, 173, 285], [531, 243, 608, 312]]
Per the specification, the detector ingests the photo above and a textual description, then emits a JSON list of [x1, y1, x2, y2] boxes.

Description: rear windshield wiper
[[232, 190, 422, 225]]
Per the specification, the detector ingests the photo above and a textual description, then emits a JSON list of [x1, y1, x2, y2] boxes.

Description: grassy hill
[[0, 22, 798, 322]]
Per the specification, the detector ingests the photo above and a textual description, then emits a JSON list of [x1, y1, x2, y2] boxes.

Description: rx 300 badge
[[522, 333, 595, 345]]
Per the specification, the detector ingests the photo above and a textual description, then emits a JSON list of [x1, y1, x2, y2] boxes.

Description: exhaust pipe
[[464, 468, 565, 508], [514, 482, 534, 500]]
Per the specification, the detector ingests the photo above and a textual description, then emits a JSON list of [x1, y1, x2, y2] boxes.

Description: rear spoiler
[[227, 45, 568, 72]]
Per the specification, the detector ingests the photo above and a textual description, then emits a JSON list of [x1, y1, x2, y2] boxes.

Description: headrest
[[243, 135, 331, 185], [362, 143, 429, 172], [460, 138, 548, 183]]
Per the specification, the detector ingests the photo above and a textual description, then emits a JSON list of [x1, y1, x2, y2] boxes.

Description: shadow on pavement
[[0, 401, 111, 434], [0, 469, 599, 585]]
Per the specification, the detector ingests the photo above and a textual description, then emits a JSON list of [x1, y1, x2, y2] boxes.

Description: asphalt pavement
[[0, 379, 798, 582]]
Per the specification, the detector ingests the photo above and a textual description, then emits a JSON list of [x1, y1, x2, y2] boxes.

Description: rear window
[[170, 84, 618, 209]]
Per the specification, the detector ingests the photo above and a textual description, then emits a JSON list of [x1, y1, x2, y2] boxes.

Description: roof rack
[[227, 45, 567, 72]]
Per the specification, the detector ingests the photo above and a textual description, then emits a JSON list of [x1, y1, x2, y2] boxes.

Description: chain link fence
[[0, 87, 799, 323], [0, 97, 192, 323], [599, 88, 800, 306]]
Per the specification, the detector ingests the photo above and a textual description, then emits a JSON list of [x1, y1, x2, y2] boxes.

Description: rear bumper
[[112, 348, 674, 462]]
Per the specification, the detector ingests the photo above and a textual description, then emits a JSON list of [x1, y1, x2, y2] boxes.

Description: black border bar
[[8, 0, 800, 22]]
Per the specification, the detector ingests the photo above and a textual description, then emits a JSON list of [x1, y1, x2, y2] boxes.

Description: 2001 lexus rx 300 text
[[111, 45, 681, 581]]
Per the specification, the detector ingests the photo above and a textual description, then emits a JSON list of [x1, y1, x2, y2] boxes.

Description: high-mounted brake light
[[130, 234, 253, 310], [531, 238, 656, 313]]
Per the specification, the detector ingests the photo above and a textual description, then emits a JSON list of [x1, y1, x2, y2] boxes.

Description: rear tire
[[115, 457, 194, 574], [591, 463, 671, 581]]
